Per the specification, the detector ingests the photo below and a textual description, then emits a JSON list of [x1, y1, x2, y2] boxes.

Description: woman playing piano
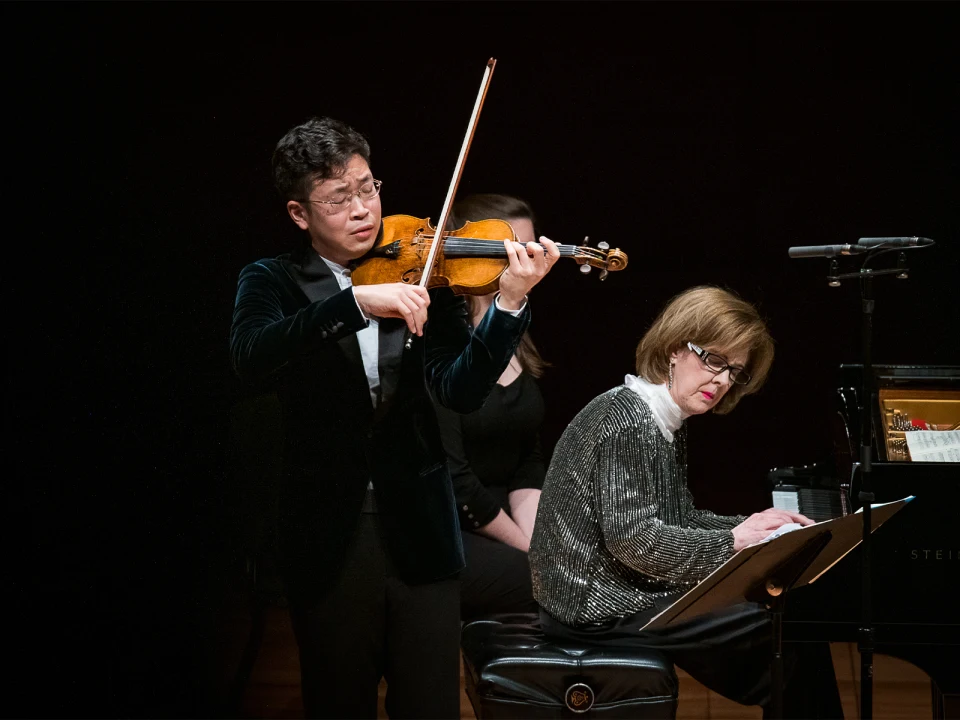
[[529, 285, 843, 719]]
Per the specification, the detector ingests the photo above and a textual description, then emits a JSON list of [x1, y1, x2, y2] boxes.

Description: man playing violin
[[230, 116, 560, 719]]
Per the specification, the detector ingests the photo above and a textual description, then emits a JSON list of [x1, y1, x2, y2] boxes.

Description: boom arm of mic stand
[[831, 267, 908, 282]]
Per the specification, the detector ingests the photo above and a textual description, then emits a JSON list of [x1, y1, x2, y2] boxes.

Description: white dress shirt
[[320, 256, 380, 408]]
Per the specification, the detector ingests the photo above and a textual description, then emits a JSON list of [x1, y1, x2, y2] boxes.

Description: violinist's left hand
[[497, 236, 560, 310]]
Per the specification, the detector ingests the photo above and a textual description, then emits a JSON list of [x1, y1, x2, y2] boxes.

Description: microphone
[[857, 236, 935, 248], [787, 244, 870, 259]]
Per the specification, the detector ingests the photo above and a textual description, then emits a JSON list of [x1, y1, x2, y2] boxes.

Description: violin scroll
[[573, 235, 628, 281]]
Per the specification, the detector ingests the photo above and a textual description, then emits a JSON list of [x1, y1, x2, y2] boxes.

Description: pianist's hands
[[732, 508, 815, 551]]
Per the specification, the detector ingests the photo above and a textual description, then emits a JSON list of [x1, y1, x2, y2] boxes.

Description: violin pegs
[[599, 269, 609, 281], [583, 235, 590, 245], [598, 241, 609, 251], [579, 264, 592, 274]]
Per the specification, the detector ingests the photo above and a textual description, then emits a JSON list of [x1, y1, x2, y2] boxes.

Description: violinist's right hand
[[353, 283, 431, 336]]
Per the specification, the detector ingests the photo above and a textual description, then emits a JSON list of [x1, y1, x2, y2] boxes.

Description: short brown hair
[[635, 286, 774, 414]]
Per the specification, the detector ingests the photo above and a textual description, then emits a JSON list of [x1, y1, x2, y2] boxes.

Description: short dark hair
[[272, 117, 371, 202]]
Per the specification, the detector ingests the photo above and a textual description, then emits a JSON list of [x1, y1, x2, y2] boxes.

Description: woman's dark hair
[[448, 193, 549, 379], [272, 117, 371, 202]]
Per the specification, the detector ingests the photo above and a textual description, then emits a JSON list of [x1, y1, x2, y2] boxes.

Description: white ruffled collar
[[623, 374, 688, 442]]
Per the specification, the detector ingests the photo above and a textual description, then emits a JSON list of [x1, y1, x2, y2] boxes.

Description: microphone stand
[[857, 266, 877, 720], [789, 237, 934, 718], [822, 249, 914, 720]]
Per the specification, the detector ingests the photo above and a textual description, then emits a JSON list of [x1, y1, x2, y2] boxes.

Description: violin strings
[[421, 235, 580, 251], [444, 245, 580, 256], [421, 238, 584, 256]]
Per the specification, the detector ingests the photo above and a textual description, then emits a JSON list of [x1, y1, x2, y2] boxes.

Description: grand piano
[[769, 364, 960, 719]]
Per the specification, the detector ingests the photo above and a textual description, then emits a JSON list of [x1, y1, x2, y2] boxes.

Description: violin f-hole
[[401, 268, 423, 285]]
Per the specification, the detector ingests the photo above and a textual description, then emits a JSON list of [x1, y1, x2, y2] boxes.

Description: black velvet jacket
[[230, 242, 530, 598]]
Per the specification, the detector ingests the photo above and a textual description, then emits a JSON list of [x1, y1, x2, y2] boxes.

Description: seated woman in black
[[433, 193, 548, 622]]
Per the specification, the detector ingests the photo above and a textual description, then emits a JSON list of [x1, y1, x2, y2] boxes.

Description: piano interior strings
[[879, 387, 960, 461]]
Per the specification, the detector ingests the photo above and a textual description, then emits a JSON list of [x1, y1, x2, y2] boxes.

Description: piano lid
[[839, 363, 960, 385]]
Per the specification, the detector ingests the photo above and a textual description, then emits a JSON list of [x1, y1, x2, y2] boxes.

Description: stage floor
[[220, 603, 932, 719]]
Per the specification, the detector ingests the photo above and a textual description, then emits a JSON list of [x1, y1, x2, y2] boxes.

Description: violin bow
[[418, 58, 497, 289]]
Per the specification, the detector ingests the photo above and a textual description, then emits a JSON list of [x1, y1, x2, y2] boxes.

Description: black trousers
[[286, 507, 461, 720], [460, 529, 538, 622], [540, 600, 843, 720]]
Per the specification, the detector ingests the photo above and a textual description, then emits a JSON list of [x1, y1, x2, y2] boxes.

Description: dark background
[[8, 2, 957, 717]]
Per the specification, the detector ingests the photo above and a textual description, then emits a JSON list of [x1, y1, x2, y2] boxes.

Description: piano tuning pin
[[580, 264, 592, 274]]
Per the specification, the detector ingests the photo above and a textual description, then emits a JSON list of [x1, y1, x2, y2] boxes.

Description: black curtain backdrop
[[8, 2, 957, 717]]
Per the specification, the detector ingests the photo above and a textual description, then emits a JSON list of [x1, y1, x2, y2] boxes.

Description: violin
[[350, 214, 628, 295], [350, 57, 627, 299]]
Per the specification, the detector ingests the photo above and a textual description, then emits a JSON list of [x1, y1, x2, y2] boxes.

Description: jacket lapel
[[377, 318, 409, 411], [287, 250, 364, 372]]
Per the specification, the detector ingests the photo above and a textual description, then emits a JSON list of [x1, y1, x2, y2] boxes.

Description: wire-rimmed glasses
[[686, 342, 751, 385], [302, 179, 382, 214]]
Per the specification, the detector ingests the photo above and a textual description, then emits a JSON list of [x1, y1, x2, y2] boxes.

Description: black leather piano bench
[[461, 613, 678, 719]]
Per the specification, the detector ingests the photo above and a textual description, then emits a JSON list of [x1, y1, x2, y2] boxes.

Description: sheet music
[[759, 522, 804, 543], [904, 429, 960, 462], [755, 495, 905, 548]]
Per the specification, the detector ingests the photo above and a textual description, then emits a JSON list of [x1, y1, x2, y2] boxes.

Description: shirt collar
[[319, 255, 350, 276]]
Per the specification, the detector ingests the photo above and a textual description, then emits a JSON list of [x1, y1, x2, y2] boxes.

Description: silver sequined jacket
[[529, 385, 746, 626]]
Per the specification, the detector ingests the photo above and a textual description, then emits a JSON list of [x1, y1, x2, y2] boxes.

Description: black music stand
[[641, 497, 912, 719]]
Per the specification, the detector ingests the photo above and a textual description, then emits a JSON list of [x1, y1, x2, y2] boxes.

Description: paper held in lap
[[641, 496, 913, 631], [905, 430, 960, 462]]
